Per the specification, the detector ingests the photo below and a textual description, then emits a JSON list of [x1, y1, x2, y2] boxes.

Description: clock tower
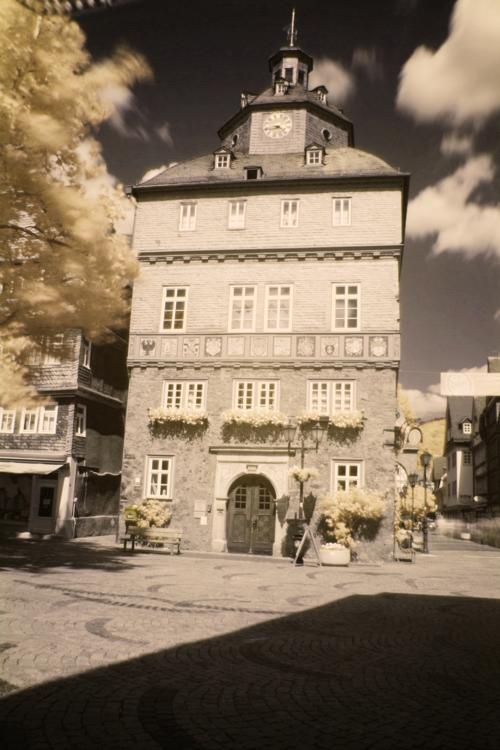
[[218, 16, 353, 155]]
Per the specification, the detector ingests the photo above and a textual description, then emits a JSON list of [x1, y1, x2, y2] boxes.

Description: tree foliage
[[0, 0, 151, 404]]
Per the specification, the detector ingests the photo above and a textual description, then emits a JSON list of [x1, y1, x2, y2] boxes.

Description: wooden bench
[[121, 526, 182, 554]]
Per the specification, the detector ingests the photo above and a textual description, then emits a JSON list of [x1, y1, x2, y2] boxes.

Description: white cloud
[[99, 83, 150, 141], [407, 155, 500, 259], [397, 0, 500, 126], [309, 58, 354, 103], [402, 387, 446, 419], [156, 121, 174, 146], [140, 165, 167, 183], [352, 47, 383, 81], [440, 133, 473, 157]]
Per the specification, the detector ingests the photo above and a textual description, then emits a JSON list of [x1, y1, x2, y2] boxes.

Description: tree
[[0, 0, 151, 405]]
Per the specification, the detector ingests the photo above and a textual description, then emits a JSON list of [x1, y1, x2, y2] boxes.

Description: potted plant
[[317, 488, 385, 565]]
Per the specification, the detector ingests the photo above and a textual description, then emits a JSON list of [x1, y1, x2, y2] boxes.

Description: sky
[[77, 0, 500, 419]]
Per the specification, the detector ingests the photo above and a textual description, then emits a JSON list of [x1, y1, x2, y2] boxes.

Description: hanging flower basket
[[289, 465, 319, 483], [295, 411, 323, 426], [221, 409, 288, 427], [148, 407, 208, 426]]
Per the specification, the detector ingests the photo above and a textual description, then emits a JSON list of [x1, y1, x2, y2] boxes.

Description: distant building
[[0, 331, 127, 538], [121, 27, 409, 556], [443, 397, 474, 515]]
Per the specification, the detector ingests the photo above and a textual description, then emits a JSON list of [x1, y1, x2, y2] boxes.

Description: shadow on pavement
[[1, 591, 499, 749], [0, 538, 134, 573]]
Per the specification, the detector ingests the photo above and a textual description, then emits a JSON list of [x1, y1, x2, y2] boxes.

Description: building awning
[[0, 461, 64, 475]]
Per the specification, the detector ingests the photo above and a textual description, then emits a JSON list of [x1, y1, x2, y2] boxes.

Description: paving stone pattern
[[1, 534, 500, 749]]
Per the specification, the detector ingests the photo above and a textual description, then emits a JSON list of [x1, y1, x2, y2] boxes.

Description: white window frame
[[161, 287, 188, 332], [144, 456, 174, 500], [306, 149, 322, 166], [331, 460, 363, 493], [332, 284, 360, 331], [162, 381, 207, 411], [280, 199, 299, 228], [308, 381, 355, 415], [462, 421, 472, 435], [215, 153, 230, 169], [75, 405, 87, 437], [38, 404, 58, 435], [233, 380, 280, 411], [332, 197, 352, 226], [179, 201, 197, 231], [264, 285, 293, 332], [82, 339, 91, 369], [228, 286, 256, 332], [0, 408, 15, 434], [20, 408, 39, 434], [228, 200, 246, 230]]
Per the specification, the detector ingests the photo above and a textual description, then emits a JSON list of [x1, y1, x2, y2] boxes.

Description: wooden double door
[[227, 475, 276, 555]]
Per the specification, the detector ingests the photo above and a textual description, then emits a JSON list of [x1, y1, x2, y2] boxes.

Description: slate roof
[[136, 148, 402, 190], [246, 86, 350, 124], [447, 396, 474, 442]]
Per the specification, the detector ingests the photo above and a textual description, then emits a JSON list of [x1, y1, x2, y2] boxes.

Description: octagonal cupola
[[268, 9, 313, 90]]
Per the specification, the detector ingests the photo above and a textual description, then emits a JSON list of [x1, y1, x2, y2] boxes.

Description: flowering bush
[[318, 488, 385, 548], [289, 465, 319, 483], [221, 409, 288, 427], [126, 499, 173, 529], [148, 407, 208, 426], [328, 411, 364, 429]]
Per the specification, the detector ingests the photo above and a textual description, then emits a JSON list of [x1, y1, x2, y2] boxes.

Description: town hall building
[[121, 26, 409, 557]]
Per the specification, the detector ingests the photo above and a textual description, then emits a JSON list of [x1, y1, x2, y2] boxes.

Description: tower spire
[[287, 8, 297, 47]]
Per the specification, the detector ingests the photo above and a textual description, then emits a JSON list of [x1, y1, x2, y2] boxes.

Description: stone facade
[[122, 34, 408, 559]]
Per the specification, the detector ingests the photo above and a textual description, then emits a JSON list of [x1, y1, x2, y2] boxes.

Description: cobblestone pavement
[[1, 533, 500, 748]]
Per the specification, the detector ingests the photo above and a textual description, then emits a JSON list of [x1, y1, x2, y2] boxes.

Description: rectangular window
[[228, 200, 246, 229], [0, 408, 15, 434], [309, 381, 354, 415], [161, 287, 188, 331], [162, 381, 206, 410], [39, 405, 58, 435], [284, 67, 293, 82], [179, 202, 197, 231], [75, 405, 87, 436], [462, 422, 472, 434], [332, 461, 362, 492], [333, 284, 359, 330], [215, 153, 230, 169], [463, 451, 472, 465], [20, 408, 39, 434], [333, 197, 351, 226], [82, 339, 91, 369], [306, 150, 321, 166], [145, 456, 173, 499], [41, 333, 65, 365], [229, 286, 256, 331], [234, 380, 278, 411], [265, 285, 292, 331], [281, 199, 299, 228]]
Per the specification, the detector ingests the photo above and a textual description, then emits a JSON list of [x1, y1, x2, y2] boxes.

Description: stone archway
[[226, 474, 276, 555]]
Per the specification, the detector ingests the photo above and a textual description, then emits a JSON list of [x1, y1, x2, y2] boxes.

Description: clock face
[[263, 112, 292, 139]]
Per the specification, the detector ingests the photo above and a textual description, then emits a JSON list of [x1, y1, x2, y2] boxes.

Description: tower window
[[284, 67, 293, 82], [298, 70, 305, 85], [322, 128, 332, 142], [275, 81, 287, 95]]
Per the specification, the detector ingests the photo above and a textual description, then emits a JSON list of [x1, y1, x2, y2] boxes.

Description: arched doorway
[[227, 475, 276, 555]]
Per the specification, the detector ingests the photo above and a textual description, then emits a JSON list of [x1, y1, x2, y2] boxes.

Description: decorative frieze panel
[[129, 332, 401, 365]]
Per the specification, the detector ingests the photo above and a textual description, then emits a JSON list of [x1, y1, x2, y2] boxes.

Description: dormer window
[[215, 153, 231, 169], [462, 420, 472, 435], [274, 77, 287, 96], [312, 85, 328, 105], [305, 143, 325, 166], [245, 166, 262, 181]]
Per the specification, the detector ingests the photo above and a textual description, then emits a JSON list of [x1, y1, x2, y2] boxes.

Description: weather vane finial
[[287, 8, 297, 46]]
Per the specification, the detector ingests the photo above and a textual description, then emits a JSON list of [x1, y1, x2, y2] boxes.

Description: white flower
[[148, 407, 208, 426], [328, 410, 364, 429], [295, 411, 322, 425], [221, 409, 288, 427], [289, 465, 319, 483]]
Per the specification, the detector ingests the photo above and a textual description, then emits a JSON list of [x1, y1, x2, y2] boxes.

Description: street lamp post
[[421, 451, 432, 554], [284, 420, 323, 521], [408, 472, 419, 532]]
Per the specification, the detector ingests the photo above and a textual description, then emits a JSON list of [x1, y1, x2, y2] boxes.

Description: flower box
[[221, 409, 288, 427], [319, 544, 350, 566], [148, 407, 208, 426]]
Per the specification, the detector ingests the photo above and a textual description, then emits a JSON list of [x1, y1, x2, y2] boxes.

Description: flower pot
[[319, 545, 350, 566]]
